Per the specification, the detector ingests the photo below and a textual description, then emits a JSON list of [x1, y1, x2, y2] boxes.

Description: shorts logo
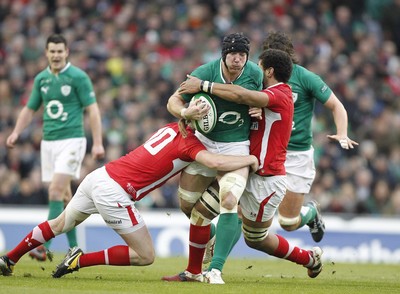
[[61, 85, 71, 96], [104, 219, 122, 224]]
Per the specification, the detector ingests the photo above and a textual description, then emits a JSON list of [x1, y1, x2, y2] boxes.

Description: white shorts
[[41, 138, 87, 182], [184, 131, 250, 177], [284, 147, 316, 194], [240, 174, 287, 222], [68, 166, 145, 234]]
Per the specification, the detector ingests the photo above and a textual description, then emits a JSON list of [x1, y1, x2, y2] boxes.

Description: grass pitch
[[1, 254, 399, 294]]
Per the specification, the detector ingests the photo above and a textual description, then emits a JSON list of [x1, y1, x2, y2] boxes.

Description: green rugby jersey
[[182, 58, 263, 142], [27, 63, 96, 140], [288, 64, 332, 151]]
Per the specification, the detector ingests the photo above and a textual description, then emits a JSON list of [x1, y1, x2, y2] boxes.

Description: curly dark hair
[[262, 31, 299, 64], [259, 49, 293, 83]]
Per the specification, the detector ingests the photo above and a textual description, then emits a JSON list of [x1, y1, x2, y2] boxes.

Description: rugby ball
[[191, 93, 217, 134]]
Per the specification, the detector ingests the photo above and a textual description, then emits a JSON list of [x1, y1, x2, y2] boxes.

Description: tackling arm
[[195, 150, 259, 173], [179, 75, 269, 107]]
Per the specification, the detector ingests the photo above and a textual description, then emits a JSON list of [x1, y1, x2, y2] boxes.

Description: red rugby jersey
[[105, 123, 206, 201]]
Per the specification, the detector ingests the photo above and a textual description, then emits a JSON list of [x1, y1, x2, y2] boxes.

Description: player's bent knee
[[62, 206, 88, 233], [199, 186, 220, 218], [142, 252, 155, 265], [219, 173, 246, 213], [242, 223, 269, 248], [190, 206, 213, 226], [178, 187, 202, 217], [178, 187, 203, 203], [278, 213, 300, 231]]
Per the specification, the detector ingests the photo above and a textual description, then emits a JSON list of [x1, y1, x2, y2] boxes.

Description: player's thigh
[[179, 168, 215, 192], [278, 190, 305, 217], [240, 175, 286, 223], [178, 166, 215, 214], [91, 167, 147, 237]]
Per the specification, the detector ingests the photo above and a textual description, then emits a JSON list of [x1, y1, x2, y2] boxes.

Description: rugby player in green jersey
[[162, 33, 263, 283], [6, 34, 105, 260], [262, 31, 358, 242]]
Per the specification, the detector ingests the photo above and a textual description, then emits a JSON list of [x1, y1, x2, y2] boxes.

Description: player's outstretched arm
[[195, 151, 259, 172], [179, 75, 269, 107]]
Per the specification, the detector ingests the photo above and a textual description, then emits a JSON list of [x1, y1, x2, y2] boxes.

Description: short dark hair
[[259, 49, 293, 83], [46, 34, 67, 48], [262, 31, 298, 64], [221, 33, 250, 62]]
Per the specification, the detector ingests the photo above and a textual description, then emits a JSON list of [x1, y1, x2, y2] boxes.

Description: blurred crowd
[[0, 0, 399, 216]]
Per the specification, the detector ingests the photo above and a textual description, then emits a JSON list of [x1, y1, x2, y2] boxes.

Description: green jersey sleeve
[[27, 73, 45, 111], [288, 64, 332, 151]]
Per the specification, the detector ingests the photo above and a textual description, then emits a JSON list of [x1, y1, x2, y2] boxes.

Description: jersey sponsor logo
[[218, 111, 244, 126], [61, 85, 71, 96], [46, 100, 68, 121], [41, 86, 49, 94]]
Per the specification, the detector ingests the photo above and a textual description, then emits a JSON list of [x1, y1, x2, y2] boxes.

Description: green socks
[[299, 203, 317, 227], [209, 213, 239, 272], [209, 222, 216, 239]]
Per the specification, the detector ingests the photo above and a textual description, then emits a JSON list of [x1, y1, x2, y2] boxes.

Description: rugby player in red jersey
[[0, 112, 258, 278]]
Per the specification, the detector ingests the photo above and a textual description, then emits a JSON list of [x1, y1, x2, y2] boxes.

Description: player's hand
[[184, 98, 210, 120], [249, 155, 259, 173], [91, 144, 105, 160], [327, 134, 359, 149], [249, 107, 262, 120], [6, 133, 19, 148], [178, 75, 202, 94]]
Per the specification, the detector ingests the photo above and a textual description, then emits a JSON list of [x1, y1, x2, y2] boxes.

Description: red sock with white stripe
[[186, 224, 210, 274], [7, 221, 55, 263], [79, 245, 131, 268], [273, 234, 312, 267]]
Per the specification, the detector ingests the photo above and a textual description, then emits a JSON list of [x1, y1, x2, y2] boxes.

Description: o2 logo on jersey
[[46, 100, 68, 121], [218, 111, 244, 127]]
